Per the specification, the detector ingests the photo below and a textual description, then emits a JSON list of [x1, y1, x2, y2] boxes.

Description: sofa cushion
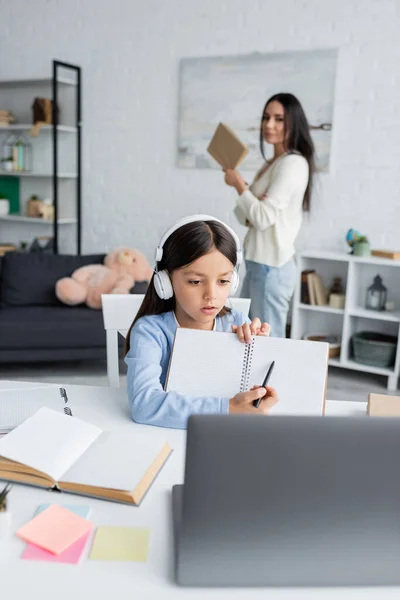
[[0, 305, 107, 349], [0, 252, 105, 307]]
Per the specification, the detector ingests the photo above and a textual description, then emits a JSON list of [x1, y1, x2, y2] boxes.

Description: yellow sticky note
[[17, 504, 93, 555], [89, 526, 150, 562]]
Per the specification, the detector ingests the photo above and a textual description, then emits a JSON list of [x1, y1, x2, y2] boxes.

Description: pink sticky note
[[21, 530, 92, 563], [17, 504, 93, 555]]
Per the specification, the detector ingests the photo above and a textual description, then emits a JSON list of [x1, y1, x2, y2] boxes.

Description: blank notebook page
[[249, 336, 328, 415], [166, 329, 246, 398], [165, 329, 328, 415], [0, 386, 66, 433]]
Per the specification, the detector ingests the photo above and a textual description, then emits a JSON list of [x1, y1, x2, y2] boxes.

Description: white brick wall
[[1, 0, 399, 264]]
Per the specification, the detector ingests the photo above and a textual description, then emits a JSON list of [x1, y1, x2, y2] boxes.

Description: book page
[[0, 407, 101, 481], [249, 336, 328, 415], [60, 430, 170, 491], [0, 386, 71, 433], [165, 329, 246, 398]]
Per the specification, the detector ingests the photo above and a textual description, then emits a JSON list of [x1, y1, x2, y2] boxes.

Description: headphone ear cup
[[230, 270, 240, 296], [154, 270, 174, 300]]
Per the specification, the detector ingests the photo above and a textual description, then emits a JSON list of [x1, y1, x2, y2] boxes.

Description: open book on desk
[[0, 408, 172, 505], [165, 330, 329, 415]]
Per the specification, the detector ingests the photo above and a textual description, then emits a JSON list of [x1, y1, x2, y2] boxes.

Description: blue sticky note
[[34, 504, 91, 519]]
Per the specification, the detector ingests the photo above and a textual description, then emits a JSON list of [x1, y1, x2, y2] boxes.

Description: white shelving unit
[[0, 172, 77, 178], [291, 250, 400, 390], [0, 215, 77, 225], [0, 63, 80, 253], [0, 124, 77, 133]]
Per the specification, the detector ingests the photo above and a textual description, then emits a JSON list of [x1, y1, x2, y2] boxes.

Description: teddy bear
[[55, 247, 153, 310]]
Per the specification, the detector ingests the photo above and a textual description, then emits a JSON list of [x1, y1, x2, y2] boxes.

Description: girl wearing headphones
[[124, 215, 278, 429]]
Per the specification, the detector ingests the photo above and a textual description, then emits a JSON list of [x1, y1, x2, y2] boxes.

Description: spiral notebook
[[165, 330, 329, 415], [0, 385, 72, 434]]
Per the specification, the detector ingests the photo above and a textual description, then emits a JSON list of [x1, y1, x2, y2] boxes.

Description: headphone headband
[[155, 214, 242, 266]]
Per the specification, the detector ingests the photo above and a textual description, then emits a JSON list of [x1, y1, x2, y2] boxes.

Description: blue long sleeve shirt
[[125, 309, 250, 429]]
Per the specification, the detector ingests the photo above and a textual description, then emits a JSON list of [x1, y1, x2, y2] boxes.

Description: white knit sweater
[[234, 153, 309, 268]]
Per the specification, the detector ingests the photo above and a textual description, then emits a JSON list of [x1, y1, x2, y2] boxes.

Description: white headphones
[[153, 214, 242, 300]]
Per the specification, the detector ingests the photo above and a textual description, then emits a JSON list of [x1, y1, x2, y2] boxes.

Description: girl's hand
[[224, 169, 247, 194], [232, 318, 271, 343], [229, 385, 279, 415]]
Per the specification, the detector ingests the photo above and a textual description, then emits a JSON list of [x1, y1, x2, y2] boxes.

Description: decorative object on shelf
[[27, 194, 44, 217], [0, 196, 9, 216], [56, 247, 153, 310], [0, 110, 15, 126], [26, 195, 54, 220], [0, 156, 13, 172], [0, 243, 16, 256], [385, 300, 396, 312], [353, 235, 371, 257], [329, 276, 345, 308], [31, 97, 59, 136], [30, 236, 54, 253], [351, 331, 397, 368], [371, 249, 400, 261], [330, 277, 344, 295], [303, 333, 341, 359], [2, 133, 32, 172], [329, 293, 345, 309], [38, 198, 54, 220], [346, 229, 371, 256], [366, 275, 387, 311], [0, 483, 12, 542], [345, 228, 361, 253], [27, 194, 42, 216]]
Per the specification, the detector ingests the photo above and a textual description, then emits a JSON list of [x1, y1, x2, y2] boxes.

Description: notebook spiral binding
[[240, 339, 255, 392], [59, 387, 73, 417]]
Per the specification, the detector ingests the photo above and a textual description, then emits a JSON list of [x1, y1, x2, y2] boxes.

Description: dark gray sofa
[[0, 252, 148, 363]]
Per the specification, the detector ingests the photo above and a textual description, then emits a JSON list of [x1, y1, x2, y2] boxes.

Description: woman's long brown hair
[[125, 219, 237, 355], [260, 92, 315, 211]]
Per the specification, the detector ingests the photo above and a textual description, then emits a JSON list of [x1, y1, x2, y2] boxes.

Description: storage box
[[352, 332, 397, 368]]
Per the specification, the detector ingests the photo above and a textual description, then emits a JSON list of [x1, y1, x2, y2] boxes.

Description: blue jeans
[[241, 258, 297, 338]]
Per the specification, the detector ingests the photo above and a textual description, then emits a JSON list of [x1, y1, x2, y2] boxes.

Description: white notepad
[[165, 330, 329, 415], [0, 386, 72, 434]]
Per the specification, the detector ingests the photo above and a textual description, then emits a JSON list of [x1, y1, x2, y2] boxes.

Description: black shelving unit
[[52, 60, 82, 254]]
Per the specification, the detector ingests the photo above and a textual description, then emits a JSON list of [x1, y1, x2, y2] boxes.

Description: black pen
[[253, 360, 275, 408]]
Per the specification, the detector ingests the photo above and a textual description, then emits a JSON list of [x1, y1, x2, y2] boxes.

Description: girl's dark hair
[[260, 92, 315, 211], [125, 220, 237, 354]]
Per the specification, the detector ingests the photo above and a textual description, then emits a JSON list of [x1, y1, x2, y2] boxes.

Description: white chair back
[[101, 294, 251, 387], [102, 294, 145, 338]]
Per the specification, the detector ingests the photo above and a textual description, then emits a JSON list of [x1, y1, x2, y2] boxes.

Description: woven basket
[[351, 331, 397, 368], [303, 334, 341, 358]]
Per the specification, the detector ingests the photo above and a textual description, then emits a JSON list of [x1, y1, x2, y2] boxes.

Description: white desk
[[1, 381, 398, 600]]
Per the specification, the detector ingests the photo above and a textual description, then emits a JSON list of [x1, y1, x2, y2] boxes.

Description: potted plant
[[27, 194, 44, 218], [0, 156, 14, 172], [0, 194, 9, 216], [0, 483, 12, 540], [353, 235, 371, 257]]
